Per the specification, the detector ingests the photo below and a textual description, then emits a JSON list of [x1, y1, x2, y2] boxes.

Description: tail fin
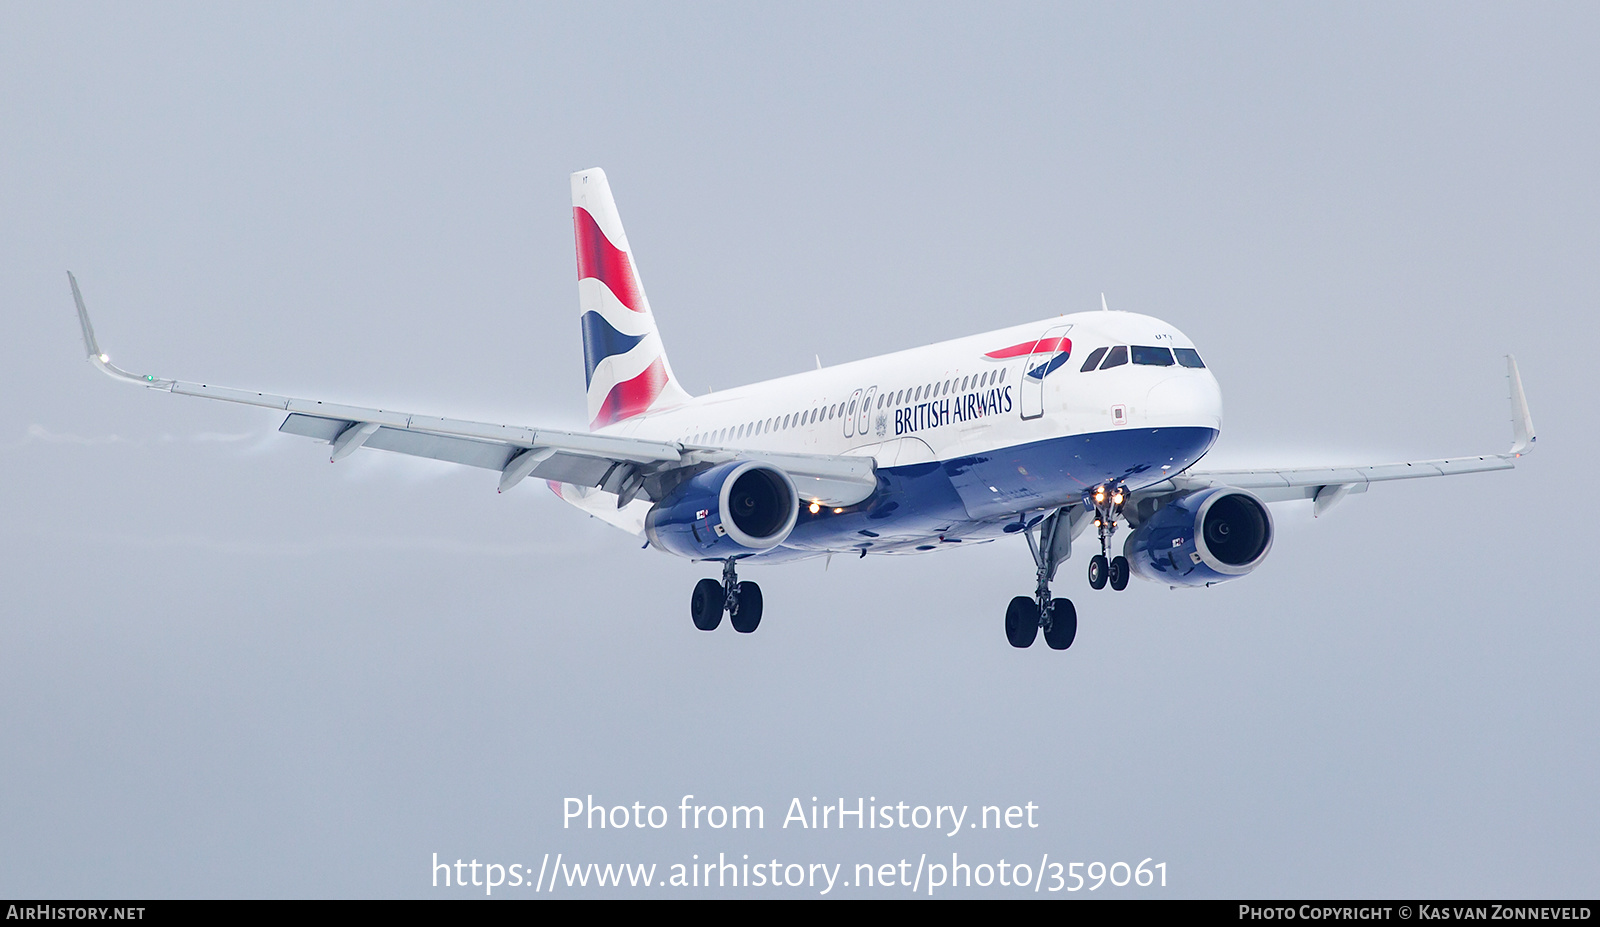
[[572, 168, 693, 430]]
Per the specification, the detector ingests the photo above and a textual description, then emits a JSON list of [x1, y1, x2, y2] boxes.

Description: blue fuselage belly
[[769, 425, 1218, 559]]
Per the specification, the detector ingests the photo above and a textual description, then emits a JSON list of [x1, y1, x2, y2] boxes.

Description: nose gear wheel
[[1086, 483, 1131, 593]]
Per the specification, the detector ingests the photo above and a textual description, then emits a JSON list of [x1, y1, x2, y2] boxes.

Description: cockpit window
[[1099, 345, 1128, 369], [1174, 347, 1205, 368], [1130, 345, 1175, 366], [1079, 346, 1108, 372]]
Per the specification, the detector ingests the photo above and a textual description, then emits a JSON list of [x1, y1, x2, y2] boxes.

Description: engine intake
[[1124, 487, 1273, 587], [645, 461, 799, 559]]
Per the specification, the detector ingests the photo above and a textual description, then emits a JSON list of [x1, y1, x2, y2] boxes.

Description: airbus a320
[[68, 168, 1537, 650]]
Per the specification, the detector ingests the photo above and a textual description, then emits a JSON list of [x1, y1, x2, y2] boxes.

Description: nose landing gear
[[690, 558, 764, 633], [1088, 483, 1131, 592]]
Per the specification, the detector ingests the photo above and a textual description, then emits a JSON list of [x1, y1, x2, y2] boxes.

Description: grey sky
[[2, 3, 1596, 897]]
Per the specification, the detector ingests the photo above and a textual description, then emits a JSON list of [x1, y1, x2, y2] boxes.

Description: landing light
[[833, 508, 844, 514], [98, 354, 108, 363], [809, 502, 821, 514]]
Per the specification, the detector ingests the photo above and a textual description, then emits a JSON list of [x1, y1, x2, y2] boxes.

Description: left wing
[[1149, 356, 1536, 516], [67, 273, 877, 507]]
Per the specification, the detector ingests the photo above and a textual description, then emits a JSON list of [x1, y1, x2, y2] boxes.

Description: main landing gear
[[1008, 508, 1078, 650], [1086, 483, 1130, 593], [1004, 483, 1137, 650], [690, 558, 764, 633]]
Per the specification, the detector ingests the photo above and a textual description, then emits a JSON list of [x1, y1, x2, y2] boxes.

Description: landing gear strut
[[1008, 508, 1078, 650], [1088, 483, 1131, 592], [690, 559, 764, 633]]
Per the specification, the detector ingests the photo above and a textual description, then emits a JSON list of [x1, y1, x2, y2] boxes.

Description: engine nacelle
[[1124, 487, 1273, 587], [644, 461, 799, 560]]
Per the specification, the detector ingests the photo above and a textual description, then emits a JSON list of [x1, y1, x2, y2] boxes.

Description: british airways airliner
[[68, 168, 1537, 650]]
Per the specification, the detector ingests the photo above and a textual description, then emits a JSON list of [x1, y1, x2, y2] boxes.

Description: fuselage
[[585, 310, 1223, 561]]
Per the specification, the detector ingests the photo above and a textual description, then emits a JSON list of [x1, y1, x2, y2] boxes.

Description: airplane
[[66, 167, 1537, 650]]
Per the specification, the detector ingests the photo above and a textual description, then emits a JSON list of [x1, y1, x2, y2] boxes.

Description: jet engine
[[644, 461, 799, 559], [1123, 487, 1273, 587]]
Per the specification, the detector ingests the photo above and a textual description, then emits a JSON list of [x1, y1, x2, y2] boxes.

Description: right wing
[[68, 273, 877, 507], [1150, 356, 1536, 516]]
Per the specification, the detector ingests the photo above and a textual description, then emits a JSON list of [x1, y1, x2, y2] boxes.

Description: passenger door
[[842, 388, 863, 438], [1019, 323, 1073, 420], [855, 386, 878, 439]]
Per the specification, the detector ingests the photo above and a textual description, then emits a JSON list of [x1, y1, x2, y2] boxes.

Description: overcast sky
[[2, 2, 1596, 898]]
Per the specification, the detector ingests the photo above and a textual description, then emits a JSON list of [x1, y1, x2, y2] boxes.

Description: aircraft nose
[[1145, 372, 1223, 431]]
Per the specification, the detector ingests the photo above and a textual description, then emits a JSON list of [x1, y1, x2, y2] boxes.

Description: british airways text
[[895, 386, 1013, 436]]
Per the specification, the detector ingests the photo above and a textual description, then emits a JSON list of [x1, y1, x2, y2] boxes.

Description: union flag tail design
[[572, 168, 692, 430]]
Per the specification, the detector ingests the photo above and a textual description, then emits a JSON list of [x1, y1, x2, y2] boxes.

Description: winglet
[[66, 273, 174, 388], [68, 271, 102, 360], [1507, 354, 1536, 457]]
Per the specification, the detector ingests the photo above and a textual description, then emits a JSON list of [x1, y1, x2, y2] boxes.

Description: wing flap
[[366, 427, 518, 471], [279, 414, 516, 470], [280, 413, 627, 484], [278, 413, 347, 442]]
